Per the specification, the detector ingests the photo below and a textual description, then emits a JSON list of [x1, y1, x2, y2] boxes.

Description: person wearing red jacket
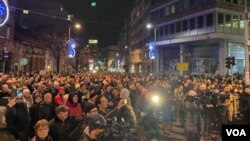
[[66, 92, 83, 120], [55, 86, 65, 107]]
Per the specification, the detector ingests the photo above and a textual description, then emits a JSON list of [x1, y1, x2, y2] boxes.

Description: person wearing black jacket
[[6, 97, 31, 141], [38, 93, 55, 121], [240, 85, 250, 124], [49, 105, 79, 141]]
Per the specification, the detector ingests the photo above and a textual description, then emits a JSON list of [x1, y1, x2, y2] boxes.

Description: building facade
[[150, 0, 250, 75], [129, 0, 152, 73], [0, 0, 70, 73]]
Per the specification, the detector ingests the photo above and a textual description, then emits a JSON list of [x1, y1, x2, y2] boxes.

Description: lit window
[[232, 15, 239, 28]]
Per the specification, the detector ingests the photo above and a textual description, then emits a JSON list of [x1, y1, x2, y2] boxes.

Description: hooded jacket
[[66, 93, 83, 120]]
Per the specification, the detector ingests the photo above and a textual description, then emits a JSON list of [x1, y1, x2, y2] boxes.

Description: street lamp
[[146, 23, 157, 73], [68, 22, 81, 40]]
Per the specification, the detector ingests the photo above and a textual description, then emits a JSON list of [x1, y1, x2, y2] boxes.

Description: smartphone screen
[[16, 90, 23, 97]]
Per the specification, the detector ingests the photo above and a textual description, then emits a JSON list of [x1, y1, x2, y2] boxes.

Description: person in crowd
[[23, 88, 33, 111], [95, 95, 108, 116], [31, 119, 53, 141], [30, 94, 43, 136], [55, 86, 65, 107], [81, 114, 106, 141], [38, 92, 54, 121], [66, 92, 83, 120], [0, 84, 11, 98], [6, 95, 31, 141], [184, 90, 202, 141], [0, 105, 16, 141], [49, 105, 79, 141], [136, 88, 160, 141], [240, 85, 250, 124]]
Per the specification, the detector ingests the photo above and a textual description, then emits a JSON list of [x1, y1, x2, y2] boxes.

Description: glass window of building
[[160, 26, 164, 36], [198, 16, 204, 28], [225, 14, 231, 27], [232, 15, 239, 28], [160, 9, 164, 18], [189, 0, 196, 8], [176, 1, 184, 13], [170, 23, 175, 34], [190, 18, 196, 30], [183, 20, 188, 31], [206, 13, 213, 27], [171, 5, 175, 14], [164, 7, 169, 16], [218, 13, 224, 27], [240, 16, 244, 29], [164, 25, 169, 35], [176, 22, 181, 33], [233, 0, 238, 4]]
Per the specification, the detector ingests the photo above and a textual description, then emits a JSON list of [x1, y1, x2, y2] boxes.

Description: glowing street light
[[152, 95, 159, 103], [74, 23, 81, 30], [68, 22, 82, 40], [146, 23, 153, 29]]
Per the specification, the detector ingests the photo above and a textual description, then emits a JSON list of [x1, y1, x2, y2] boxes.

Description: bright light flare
[[152, 95, 159, 103]]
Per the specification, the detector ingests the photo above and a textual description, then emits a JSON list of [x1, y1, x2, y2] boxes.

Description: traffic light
[[225, 57, 231, 69], [230, 56, 235, 66]]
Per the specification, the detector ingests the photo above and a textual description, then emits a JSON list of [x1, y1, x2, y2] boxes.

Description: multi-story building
[[106, 45, 119, 72], [118, 19, 130, 72], [0, 0, 71, 73], [129, 0, 152, 73], [150, 0, 250, 75]]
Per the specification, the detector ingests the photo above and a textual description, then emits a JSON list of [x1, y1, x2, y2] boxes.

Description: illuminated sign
[[148, 42, 156, 59], [89, 39, 98, 44], [68, 39, 77, 58], [68, 48, 75, 58], [0, 0, 9, 27]]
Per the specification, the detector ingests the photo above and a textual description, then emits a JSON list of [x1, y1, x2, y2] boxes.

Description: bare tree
[[35, 24, 68, 73]]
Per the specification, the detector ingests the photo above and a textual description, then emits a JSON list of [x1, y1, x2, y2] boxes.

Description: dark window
[[164, 25, 169, 35], [206, 13, 213, 27], [160, 9, 164, 18], [190, 18, 196, 30], [225, 14, 231, 27], [182, 20, 188, 31], [176, 1, 184, 13], [198, 16, 204, 28], [170, 23, 175, 34], [176, 22, 181, 33], [160, 27, 164, 36], [233, 0, 238, 4], [218, 13, 224, 25], [225, 0, 231, 2], [189, 0, 196, 8]]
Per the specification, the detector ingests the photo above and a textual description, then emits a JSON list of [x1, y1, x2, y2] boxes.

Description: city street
[[0, 0, 250, 141]]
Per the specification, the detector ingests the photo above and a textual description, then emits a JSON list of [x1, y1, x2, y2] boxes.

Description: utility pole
[[244, 0, 249, 84]]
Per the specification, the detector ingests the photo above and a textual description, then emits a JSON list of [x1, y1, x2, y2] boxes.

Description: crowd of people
[[0, 72, 249, 141]]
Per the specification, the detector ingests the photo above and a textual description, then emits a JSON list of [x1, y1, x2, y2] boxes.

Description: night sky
[[60, 0, 134, 47]]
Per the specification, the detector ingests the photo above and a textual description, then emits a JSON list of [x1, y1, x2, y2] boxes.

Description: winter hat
[[84, 103, 96, 114]]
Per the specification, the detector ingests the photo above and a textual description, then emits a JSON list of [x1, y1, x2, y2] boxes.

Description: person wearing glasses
[[31, 119, 53, 141]]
